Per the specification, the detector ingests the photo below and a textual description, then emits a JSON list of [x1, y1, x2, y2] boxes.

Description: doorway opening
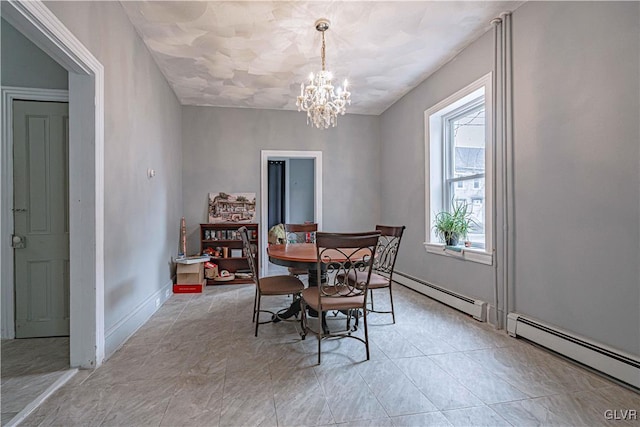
[[1, 1, 104, 368], [260, 151, 322, 273]]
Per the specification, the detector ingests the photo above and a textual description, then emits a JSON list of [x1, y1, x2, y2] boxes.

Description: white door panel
[[13, 100, 69, 338]]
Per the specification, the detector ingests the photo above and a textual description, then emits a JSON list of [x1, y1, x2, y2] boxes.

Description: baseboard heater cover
[[507, 313, 640, 389], [393, 271, 487, 321]]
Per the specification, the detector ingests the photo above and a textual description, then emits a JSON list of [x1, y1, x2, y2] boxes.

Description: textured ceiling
[[121, 1, 523, 115]]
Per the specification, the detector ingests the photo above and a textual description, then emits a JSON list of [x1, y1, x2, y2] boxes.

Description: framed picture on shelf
[[231, 249, 243, 258], [208, 192, 256, 223]]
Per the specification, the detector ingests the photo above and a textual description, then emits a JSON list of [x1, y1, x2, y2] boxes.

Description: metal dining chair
[[341, 225, 406, 323], [284, 223, 317, 278], [300, 231, 380, 363], [239, 226, 304, 337]]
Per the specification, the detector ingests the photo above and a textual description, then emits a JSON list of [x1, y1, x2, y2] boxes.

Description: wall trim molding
[[259, 150, 322, 273], [105, 280, 173, 359], [2, 0, 105, 368], [423, 242, 493, 265]]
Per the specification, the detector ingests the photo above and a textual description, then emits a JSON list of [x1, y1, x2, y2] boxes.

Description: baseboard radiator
[[393, 271, 487, 322], [507, 313, 640, 389]]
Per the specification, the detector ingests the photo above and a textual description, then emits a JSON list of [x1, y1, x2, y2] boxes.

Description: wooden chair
[[239, 226, 304, 337], [284, 223, 317, 278], [342, 225, 405, 323], [300, 231, 380, 363]]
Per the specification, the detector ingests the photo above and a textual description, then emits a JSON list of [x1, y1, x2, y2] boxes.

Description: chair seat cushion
[[302, 287, 365, 311], [259, 275, 304, 295], [337, 271, 390, 289]]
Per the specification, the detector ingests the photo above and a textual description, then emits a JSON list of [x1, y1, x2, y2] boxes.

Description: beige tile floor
[[18, 269, 640, 426], [1, 337, 70, 425]]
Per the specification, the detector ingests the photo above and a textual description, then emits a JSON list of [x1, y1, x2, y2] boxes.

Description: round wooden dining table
[[267, 243, 323, 286]]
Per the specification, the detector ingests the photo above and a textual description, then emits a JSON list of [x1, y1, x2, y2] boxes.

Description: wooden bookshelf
[[200, 223, 258, 285]]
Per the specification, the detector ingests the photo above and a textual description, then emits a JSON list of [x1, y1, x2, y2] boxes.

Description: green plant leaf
[[432, 199, 478, 243]]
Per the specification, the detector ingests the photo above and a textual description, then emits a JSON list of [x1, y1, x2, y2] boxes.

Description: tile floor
[[17, 269, 640, 426], [1, 337, 70, 425]]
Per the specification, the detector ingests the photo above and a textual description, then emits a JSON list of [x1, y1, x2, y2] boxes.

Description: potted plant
[[433, 200, 475, 246]]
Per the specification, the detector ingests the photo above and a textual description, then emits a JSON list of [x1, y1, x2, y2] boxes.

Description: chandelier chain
[[321, 31, 326, 71]]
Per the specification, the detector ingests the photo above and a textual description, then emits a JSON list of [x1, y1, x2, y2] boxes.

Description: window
[[445, 102, 485, 248], [424, 74, 493, 264]]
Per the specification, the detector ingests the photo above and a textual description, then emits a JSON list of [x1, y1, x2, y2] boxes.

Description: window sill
[[423, 242, 493, 265]]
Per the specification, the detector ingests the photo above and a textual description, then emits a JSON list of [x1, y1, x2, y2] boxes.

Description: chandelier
[[296, 19, 351, 129]]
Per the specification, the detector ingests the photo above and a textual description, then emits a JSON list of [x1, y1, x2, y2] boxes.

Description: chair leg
[[370, 288, 375, 311], [388, 285, 396, 324], [254, 292, 262, 337], [252, 287, 258, 323], [300, 299, 307, 340], [363, 306, 370, 361], [317, 310, 323, 364]]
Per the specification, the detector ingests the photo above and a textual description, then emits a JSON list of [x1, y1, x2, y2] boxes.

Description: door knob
[[11, 234, 25, 249]]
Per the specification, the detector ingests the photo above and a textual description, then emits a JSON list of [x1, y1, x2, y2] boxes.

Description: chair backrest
[[238, 226, 259, 284], [315, 231, 381, 301], [285, 223, 318, 244], [373, 225, 406, 277]]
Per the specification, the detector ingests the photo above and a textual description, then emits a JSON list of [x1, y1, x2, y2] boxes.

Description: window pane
[[453, 107, 485, 178], [450, 177, 485, 248]]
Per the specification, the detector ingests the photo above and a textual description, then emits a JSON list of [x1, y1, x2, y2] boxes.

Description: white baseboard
[[507, 312, 640, 389], [393, 271, 487, 322], [104, 280, 173, 359]]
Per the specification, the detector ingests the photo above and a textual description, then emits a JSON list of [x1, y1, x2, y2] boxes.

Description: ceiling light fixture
[[296, 19, 351, 129]]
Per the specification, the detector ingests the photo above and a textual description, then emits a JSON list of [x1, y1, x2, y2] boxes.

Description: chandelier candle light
[[296, 19, 351, 129]]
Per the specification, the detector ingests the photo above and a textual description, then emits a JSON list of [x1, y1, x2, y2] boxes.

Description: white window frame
[[424, 73, 493, 265]]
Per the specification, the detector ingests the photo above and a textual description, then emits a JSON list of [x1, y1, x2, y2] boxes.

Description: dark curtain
[[268, 161, 286, 229]]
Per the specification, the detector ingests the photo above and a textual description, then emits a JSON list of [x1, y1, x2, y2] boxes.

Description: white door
[[13, 100, 70, 338]]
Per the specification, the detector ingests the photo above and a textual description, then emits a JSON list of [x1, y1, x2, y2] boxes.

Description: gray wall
[[34, 0, 638, 358], [182, 107, 380, 252], [380, 30, 496, 304], [44, 1, 183, 353], [1, 18, 68, 89], [289, 158, 314, 224], [511, 1, 639, 355], [380, 1, 639, 356]]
